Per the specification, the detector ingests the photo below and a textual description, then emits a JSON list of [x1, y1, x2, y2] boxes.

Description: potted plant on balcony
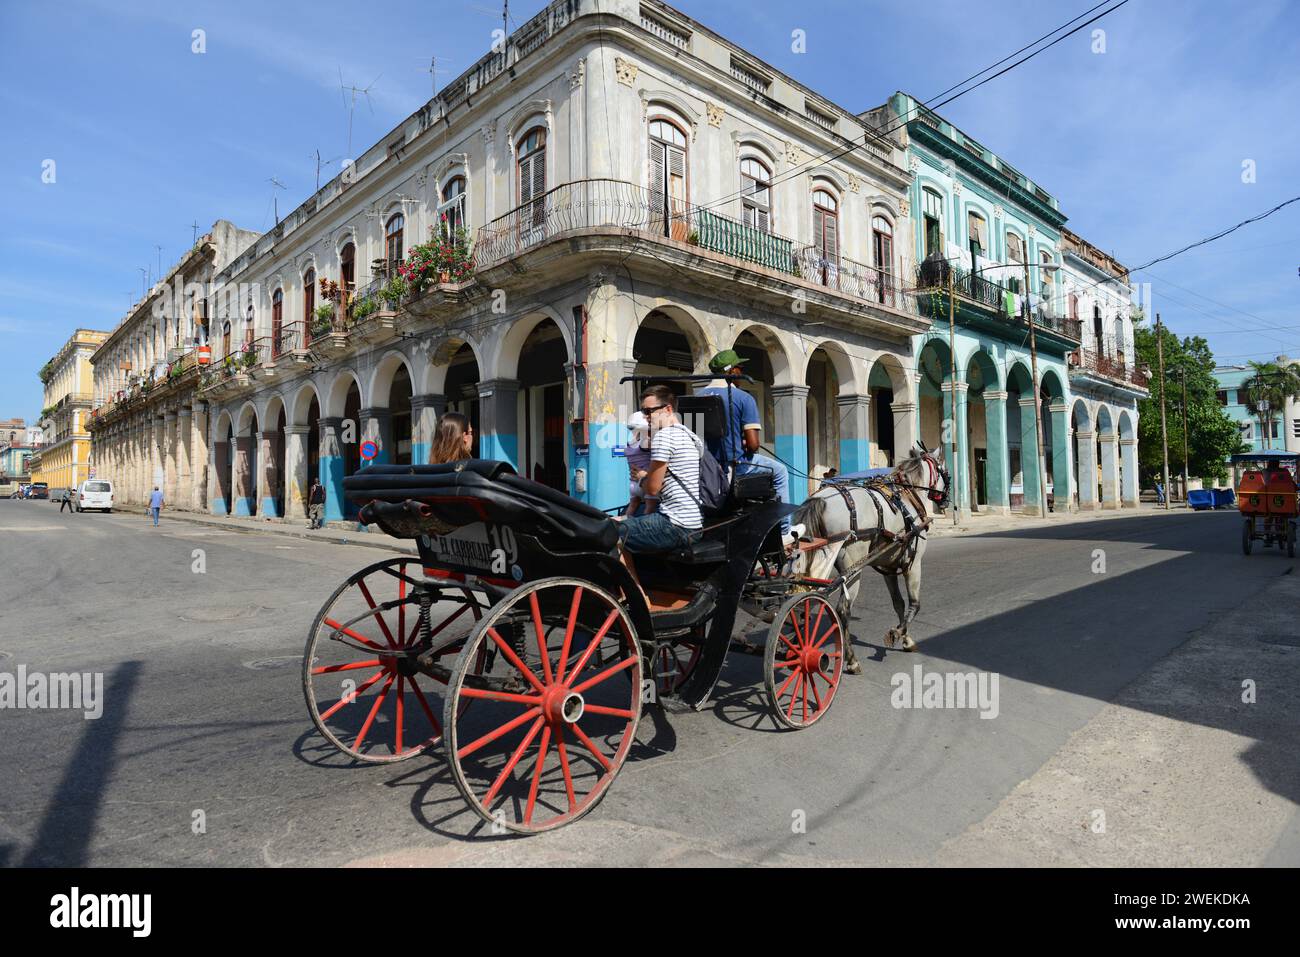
[[312, 304, 337, 338], [352, 296, 379, 321], [381, 276, 407, 309]]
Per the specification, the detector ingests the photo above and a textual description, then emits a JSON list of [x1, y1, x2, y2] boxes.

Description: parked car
[[76, 480, 113, 512], [28, 482, 48, 499]]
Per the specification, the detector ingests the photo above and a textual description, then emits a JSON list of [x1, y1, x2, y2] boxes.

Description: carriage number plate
[[421, 524, 520, 576]]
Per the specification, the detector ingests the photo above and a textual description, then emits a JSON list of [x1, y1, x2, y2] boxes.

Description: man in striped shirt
[[616, 384, 702, 554]]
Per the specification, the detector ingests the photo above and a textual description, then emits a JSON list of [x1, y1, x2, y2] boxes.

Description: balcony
[[474, 178, 917, 323], [915, 260, 1082, 344], [1070, 347, 1151, 392]]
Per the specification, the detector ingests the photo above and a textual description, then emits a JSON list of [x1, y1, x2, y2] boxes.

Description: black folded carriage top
[[343, 460, 619, 552]]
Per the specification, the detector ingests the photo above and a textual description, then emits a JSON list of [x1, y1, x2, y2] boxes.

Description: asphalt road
[[0, 498, 1295, 866]]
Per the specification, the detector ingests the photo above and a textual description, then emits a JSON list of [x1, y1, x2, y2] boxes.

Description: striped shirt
[[651, 424, 703, 529]]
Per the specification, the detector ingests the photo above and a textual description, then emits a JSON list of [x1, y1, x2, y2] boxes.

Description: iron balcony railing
[[475, 178, 908, 312], [1075, 347, 1150, 388], [915, 259, 1082, 341], [274, 321, 307, 358]]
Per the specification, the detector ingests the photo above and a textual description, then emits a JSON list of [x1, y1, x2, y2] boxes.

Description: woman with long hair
[[429, 411, 474, 464]]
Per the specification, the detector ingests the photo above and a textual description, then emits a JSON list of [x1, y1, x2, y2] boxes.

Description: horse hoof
[[900, 635, 917, 652], [883, 629, 898, 648], [844, 653, 862, 675]]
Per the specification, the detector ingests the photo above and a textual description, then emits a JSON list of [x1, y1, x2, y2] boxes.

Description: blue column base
[[775, 434, 807, 505], [586, 419, 625, 513], [260, 497, 279, 518], [484, 434, 519, 470], [322, 454, 345, 523], [210, 497, 227, 515], [411, 442, 429, 466], [233, 497, 254, 517], [838, 438, 868, 475]]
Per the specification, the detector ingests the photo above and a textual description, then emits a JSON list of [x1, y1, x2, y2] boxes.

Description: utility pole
[[1156, 312, 1171, 510], [1024, 260, 1048, 518], [1181, 366, 1190, 500], [947, 264, 959, 526]]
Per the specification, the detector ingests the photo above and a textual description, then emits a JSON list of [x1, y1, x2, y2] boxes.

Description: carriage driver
[[696, 350, 795, 537]]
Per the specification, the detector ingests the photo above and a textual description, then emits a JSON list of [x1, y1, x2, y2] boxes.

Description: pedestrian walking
[[59, 488, 74, 513], [308, 479, 326, 529], [148, 486, 164, 526], [429, 411, 474, 464]]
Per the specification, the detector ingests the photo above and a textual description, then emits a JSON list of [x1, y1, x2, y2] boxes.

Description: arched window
[[967, 210, 988, 259], [385, 213, 404, 272], [439, 176, 466, 235], [303, 268, 315, 324], [517, 127, 547, 232], [648, 118, 688, 239], [1093, 303, 1104, 354], [340, 242, 356, 306], [1114, 316, 1126, 365], [872, 215, 894, 304], [245, 301, 255, 345], [812, 188, 839, 287], [271, 288, 283, 358], [222, 320, 232, 359], [1040, 250, 1055, 308], [1068, 292, 1079, 321], [922, 188, 943, 258], [740, 156, 771, 233]]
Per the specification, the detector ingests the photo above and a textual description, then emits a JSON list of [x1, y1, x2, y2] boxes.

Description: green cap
[[709, 349, 748, 374]]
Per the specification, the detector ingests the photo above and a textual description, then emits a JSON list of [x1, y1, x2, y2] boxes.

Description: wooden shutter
[[667, 144, 687, 239], [649, 140, 666, 235]]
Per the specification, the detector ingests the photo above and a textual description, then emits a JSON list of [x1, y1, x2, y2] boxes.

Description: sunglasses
[[640, 403, 666, 415]]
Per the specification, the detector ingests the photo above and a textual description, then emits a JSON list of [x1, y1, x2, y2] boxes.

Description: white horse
[[788, 447, 950, 667]]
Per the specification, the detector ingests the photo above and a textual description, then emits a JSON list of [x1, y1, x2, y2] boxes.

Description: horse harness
[[820, 477, 933, 574]]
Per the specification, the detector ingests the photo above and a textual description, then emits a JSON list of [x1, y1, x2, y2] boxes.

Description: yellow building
[[33, 329, 110, 493]]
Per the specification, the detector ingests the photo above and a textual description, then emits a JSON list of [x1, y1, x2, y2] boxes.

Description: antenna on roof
[[339, 69, 380, 156], [268, 177, 287, 225], [422, 55, 452, 97], [310, 150, 343, 192]]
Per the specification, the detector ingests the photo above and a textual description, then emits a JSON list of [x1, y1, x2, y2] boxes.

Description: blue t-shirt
[[696, 384, 762, 466], [149, 490, 164, 509]]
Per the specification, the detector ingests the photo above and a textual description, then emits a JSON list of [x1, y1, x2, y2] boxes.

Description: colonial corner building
[[75, 0, 1150, 522], [30, 329, 108, 494]]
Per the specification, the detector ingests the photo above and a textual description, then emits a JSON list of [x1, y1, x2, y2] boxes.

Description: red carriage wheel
[[303, 556, 486, 763], [655, 631, 703, 697], [763, 592, 844, 730], [442, 577, 642, 833]]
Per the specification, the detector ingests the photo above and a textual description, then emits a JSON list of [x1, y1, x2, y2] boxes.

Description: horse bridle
[[899, 453, 951, 510]]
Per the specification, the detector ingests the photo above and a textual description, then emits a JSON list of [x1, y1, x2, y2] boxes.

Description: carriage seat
[[345, 460, 619, 551]]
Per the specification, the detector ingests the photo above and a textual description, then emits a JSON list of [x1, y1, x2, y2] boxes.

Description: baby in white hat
[[621, 410, 657, 519]]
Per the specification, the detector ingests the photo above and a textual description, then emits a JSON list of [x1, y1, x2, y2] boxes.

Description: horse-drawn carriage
[[1235, 450, 1298, 557], [301, 382, 947, 833]]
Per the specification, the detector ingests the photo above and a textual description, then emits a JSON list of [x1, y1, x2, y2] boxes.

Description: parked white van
[[77, 480, 114, 512]]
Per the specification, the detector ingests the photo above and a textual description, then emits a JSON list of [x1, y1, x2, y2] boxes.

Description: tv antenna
[[187, 220, 200, 245], [268, 177, 287, 224], [421, 54, 453, 97], [309, 150, 343, 192], [339, 69, 380, 156]]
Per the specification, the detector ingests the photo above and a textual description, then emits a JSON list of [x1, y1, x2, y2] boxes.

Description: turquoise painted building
[[865, 93, 1084, 514], [1214, 364, 1295, 454]]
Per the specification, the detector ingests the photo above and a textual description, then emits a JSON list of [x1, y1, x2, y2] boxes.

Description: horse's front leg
[[896, 564, 923, 652], [883, 572, 908, 648], [838, 579, 862, 674]]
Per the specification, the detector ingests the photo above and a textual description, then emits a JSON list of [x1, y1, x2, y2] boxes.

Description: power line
[[690, 0, 1131, 219], [1129, 196, 1300, 272]]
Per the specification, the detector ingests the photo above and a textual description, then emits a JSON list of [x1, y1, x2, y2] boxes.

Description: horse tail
[[791, 494, 827, 539]]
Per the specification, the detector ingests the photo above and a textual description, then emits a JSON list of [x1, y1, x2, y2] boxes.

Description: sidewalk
[[112, 504, 418, 555], [928, 501, 1191, 538]]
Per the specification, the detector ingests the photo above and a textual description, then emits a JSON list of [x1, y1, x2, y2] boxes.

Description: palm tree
[[1240, 359, 1300, 450]]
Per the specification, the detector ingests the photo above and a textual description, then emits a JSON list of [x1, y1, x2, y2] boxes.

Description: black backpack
[[665, 423, 729, 515]]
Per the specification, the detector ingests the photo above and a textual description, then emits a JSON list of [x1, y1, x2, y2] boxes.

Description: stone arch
[[368, 349, 417, 409], [866, 352, 913, 469], [290, 381, 322, 426], [808, 166, 850, 195], [639, 90, 700, 137], [491, 307, 574, 381], [628, 303, 713, 374], [803, 338, 861, 395], [1117, 408, 1135, 440], [235, 401, 259, 436], [733, 131, 780, 168], [730, 323, 793, 387], [326, 368, 364, 419], [424, 331, 486, 396], [1039, 367, 1067, 403]]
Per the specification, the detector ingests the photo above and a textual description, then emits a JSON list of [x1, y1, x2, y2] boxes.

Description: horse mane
[[892, 449, 927, 487]]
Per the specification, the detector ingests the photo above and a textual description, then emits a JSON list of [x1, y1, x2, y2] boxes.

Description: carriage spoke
[[356, 580, 398, 648], [311, 658, 382, 675], [524, 726, 553, 825], [810, 602, 826, 648], [395, 676, 404, 754], [582, 704, 636, 719], [407, 674, 442, 736], [556, 730, 577, 811], [398, 575, 406, 648], [484, 716, 545, 806], [570, 654, 637, 695], [527, 592, 555, 684], [812, 622, 840, 652], [555, 587, 585, 684], [785, 674, 804, 719], [457, 688, 543, 706], [563, 607, 621, 682], [568, 721, 613, 772], [323, 618, 387, 651], [318, 667, 387, 721], [807, 672, 823, 712], [487, 627, 546, 693], [353, 673, 395, 753], [457, 707, 543, 760]]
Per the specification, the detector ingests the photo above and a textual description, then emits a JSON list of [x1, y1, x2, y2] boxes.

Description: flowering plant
[[319, 278, 341, 302], [397, 219, 474, 291]]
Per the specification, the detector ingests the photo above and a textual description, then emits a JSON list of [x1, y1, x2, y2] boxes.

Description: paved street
[[1, 498, 1296, 867]]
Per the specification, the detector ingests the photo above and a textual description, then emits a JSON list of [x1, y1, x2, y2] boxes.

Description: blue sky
[[2, 0, 1297, 422]]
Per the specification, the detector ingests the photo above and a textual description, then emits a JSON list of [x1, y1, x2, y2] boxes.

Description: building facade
[[31, 330, 109, 492], [87, 221, 259, 508], [193, 0, 929, 523], [866, 92, 1089, 514], [1059, 227, 1148, 508], [1214, 359, 1299, 455]]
